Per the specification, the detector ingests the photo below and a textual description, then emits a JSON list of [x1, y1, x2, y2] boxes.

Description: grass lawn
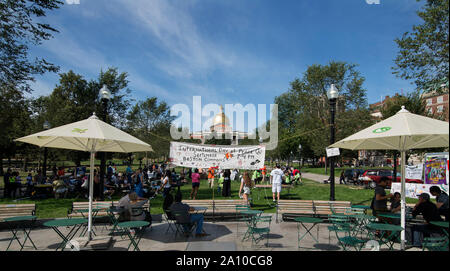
[[0, 178, 419, 219]]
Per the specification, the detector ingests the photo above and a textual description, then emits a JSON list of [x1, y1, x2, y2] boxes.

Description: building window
[[437, 105, 444, 113], [427, 98, 433, 105], [428, 107, 433, 114], [437, 96, 444, 104]]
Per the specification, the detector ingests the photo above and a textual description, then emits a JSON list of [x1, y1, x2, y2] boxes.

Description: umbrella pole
[[88, 151, 95, 241], [400, 150, 406, 250]]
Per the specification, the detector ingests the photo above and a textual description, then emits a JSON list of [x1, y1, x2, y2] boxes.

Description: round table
[[346, 214, 376, 237], [116, 221, 150, 251], [367, 223, 404, 250], [43, 218, 88, 251], [4, 215, 37, 251], [294, 217, 323, 248]]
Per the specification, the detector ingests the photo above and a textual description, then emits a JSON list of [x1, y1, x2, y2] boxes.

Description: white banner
[[390, 183, 449, 199], [169, 142, 266, 170], [405, 164, 423, 180]]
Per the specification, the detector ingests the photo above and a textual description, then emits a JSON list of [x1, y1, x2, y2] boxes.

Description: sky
[[28, 0, 424, 133]]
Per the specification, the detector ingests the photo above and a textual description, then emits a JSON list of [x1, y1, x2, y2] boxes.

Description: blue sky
[[28, 0, 424, 132]]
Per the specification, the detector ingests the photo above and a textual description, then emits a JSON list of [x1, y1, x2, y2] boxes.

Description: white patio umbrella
[[15, 113, 153, 240], [329, 106, 449, 250]]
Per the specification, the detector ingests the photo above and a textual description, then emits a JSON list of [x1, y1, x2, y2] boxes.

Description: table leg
[[297, 223, 319, 248], [6, 228, 22, 251]]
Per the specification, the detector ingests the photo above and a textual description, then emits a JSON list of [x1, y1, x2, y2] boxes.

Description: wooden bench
[[67, 201, 150, 218], [0, 204, 36, 221], [276, 200, 351, 222], [182, 199, 247, 220]]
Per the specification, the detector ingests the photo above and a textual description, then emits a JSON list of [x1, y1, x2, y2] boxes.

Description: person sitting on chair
[[170, 192, 209, 237], [410, 193, 443, 247], [118, 192, 149, 222], [429, 186, 449, 222]]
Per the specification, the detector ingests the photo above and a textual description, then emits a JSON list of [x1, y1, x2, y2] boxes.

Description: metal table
[[116, 221, 150, 251], [294, 217, 323, 248], [43, 218, 87, 251], [4, 215, 37, 251], [366, 223, 404, 250], [346, 214, 376, 237]]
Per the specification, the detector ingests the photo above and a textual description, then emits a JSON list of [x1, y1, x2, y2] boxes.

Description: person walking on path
[[270, 165, 284, 202], [239, 171, 254, 206]]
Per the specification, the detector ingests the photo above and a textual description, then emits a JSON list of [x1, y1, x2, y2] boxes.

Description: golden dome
[[212, 106, 230, 127]]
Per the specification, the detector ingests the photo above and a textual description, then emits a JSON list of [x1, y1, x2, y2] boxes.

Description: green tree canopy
[[393, 0, 449, 92]]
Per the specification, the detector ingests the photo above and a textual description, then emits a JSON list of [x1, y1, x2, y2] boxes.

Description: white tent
[[330, 106, 449, 249], [16, 113, 153, 239]]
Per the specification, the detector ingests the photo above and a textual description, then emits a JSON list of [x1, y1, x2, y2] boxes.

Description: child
[[217, 174, 224, 194], [284, 171, 291, 184]]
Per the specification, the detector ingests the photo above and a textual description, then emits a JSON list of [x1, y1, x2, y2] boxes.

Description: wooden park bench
[[276, 200, 352, 222], [182, 199, 247, 220], [0, 204, 36, 221], [67, 201, 119, 219]]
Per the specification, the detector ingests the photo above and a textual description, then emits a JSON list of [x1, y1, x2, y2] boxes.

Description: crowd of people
[[371, 176, 449, 247]]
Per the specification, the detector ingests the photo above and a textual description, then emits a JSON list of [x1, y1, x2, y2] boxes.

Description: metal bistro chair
[[328, 215, 365, 251], [163, 209, 177, 234], [172, 210, 197, 238], [248, 215, 272, 248], [235, 204, 251, 236], [422, 237, 449, 251]]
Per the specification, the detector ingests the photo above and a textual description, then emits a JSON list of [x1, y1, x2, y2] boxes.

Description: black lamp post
[[42, 121, 50, 178], [99, 84, 111, 200], [298, 144, 302, 168], [327, 84, 339, 201]]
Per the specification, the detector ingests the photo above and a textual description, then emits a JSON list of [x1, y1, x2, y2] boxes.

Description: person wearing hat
[[410, 193, 443, 247]]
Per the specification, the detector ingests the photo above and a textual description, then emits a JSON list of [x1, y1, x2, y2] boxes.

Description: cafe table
[[43, 218, 87, 251], [4, 215, 37, 251], [346, 214, 376, 237], [351, 205, 371, 214], [366, 223, 404, 250], [294, 217, 323, 249], [116, 221, 150, 251]]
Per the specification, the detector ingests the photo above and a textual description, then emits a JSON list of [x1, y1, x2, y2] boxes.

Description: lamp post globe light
[[327, 84, 339, 201], [298, 144, 302, 167], [42, 121, 50, 178], [99, 84, 111, 200]]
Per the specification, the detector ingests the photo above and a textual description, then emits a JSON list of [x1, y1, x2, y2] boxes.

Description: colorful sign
[[169, 142, 265, 170], [424, 158, 448, 185], [391, 183, 449, 199]]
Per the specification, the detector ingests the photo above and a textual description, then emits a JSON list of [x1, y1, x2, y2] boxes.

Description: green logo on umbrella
[[72, 128, 88, 134], [373, 127, 391, 133]]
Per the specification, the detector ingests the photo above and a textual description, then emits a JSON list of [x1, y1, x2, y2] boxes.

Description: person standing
[[207, 167, 215, 189], [270, 165, 284, 202], [239, 171, 254, 206], [222, 169, 231, 197], [3, 168, 12, 198], [190, 168, 200, 200], [371, 177, 393, 217], [429, 186, 449, 221], [158, 170, 173, 198]]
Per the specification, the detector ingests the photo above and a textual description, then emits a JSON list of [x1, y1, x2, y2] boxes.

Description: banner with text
[[169, 142, 266, 170], [390, 183, 449, 199]]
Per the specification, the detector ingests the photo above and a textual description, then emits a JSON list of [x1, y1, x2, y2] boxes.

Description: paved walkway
[[302, 172, 341, 184], [0, 214, 421, 251]]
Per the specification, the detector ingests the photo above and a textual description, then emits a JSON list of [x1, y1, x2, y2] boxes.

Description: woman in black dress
[[222, 169, 231, 197]]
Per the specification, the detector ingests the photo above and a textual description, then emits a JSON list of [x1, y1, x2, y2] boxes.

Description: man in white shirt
[[270, 165, 284, 202]]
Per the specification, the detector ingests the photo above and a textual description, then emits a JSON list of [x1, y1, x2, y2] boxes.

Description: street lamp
[[99, 84, 111, 200], [42, 121, 50, 179], [298, 144, 302, 167], [327, 84, 339, 201]]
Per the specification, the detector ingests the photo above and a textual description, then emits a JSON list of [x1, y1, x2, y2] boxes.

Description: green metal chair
[[235, 204, 251, 236], [422, 237, 449, 251], [248, 215, 272, 248], [328, 215, 365, 251]]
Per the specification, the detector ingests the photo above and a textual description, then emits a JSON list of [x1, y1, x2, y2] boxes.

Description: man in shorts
[[270, 165, 284, 202]]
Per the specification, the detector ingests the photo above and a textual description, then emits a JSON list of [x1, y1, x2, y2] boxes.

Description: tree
[[393, 0, 449, 92], [0, 0, 63, 93], [380, 90, 433, 119], [126, 97, 174, 161], [274, 61, 373, 162], [23, 68, 133, 165]]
